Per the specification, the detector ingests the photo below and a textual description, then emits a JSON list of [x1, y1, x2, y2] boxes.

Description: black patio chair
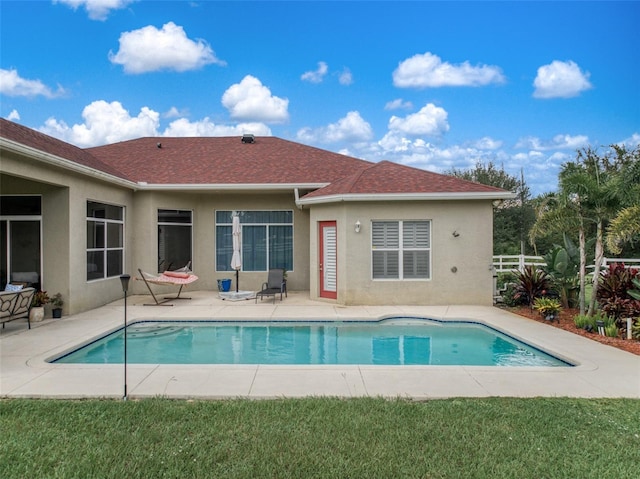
[[255, 269, 287, 303]]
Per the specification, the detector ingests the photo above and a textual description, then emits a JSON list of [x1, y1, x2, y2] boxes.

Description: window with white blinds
[[372, 220, 430, 279]]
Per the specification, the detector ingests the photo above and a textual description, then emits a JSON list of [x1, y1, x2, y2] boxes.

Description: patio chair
[[136, 264, 198, 306], [255, 269, 287, 303]]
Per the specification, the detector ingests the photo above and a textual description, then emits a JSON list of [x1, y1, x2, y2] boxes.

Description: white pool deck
[[1, 291, 639, 399]]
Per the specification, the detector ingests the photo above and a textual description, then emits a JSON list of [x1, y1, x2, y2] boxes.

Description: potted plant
[[533, 296, 562, 322], [51, 292, 64, 318], [30, 290, 50, 323]]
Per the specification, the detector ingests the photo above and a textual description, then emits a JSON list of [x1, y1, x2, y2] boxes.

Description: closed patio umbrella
[[230, 214, 242, 292]]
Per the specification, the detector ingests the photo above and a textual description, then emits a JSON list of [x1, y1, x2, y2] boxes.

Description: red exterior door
[[319, 221, 337, 299]]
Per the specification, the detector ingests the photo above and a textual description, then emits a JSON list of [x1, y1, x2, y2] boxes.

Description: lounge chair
[[255, 269, 287, 303], [136, 264, 198, 306]]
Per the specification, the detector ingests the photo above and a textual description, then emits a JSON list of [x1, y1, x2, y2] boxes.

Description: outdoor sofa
[[0, 287, 36, 330]]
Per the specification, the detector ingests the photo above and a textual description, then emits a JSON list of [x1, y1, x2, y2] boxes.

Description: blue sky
[[1, 1, 639, 195]]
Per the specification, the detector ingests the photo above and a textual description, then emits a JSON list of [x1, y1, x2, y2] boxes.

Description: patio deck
[[1, 291, 638, 399]]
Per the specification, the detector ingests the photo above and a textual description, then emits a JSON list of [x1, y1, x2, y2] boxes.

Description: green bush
[[573, 311, 617, 335], [632, 318, 640, 340]]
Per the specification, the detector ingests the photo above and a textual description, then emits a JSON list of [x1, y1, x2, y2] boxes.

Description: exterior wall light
[[355, 221, 361, 233]]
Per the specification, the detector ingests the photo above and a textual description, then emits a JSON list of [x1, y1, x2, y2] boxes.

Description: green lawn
[[2, 398, 639, 478]]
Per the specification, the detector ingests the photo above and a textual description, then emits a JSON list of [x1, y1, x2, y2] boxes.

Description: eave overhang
[[1, 137, 138, 190], [296, 191, 517, 206]]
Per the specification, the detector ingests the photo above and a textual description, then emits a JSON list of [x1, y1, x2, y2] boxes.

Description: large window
[[158, 209, 192, 272], [372, 220, 430, 280], [216, 210, 293, 272], [87, 201, 124, 281]]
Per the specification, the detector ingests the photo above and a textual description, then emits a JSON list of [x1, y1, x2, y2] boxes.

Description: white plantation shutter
[[323, 226, 337, 292], [403, 221, 430, 279], [372, 220, 430, 279], [372, 222, 399, 278], [372, 222, 398, 248]]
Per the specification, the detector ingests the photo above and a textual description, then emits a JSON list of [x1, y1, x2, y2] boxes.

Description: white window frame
[[371, 220, 431, 280], [215, 210, 294, 272], [86, 201, 125, 282]]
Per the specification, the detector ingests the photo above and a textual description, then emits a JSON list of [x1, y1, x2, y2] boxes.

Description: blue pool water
[[52, 318, 571, 367]]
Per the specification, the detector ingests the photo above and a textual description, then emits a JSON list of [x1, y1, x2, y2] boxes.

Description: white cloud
[[470, 136, 503, 150], [387, 103, 449, 137], [54, 0, 135, 21], [338, 68, 353, 86], [39, 100, 160, 147], [384, 99, 413, 111], [109, 22, 225, 74], [163, 106, 188, 119], [619, 132, 640, 148], [162, 118, 271, 137], [515, 134, 589, 151], [533, 60, 592, 99], [221, 75, 289, 123], [0, 68, 65, 98], [393, 52, 506, 88], [296, 111, 373, 144], [301, 62, 328, 83], [6, 109, 20, 121]]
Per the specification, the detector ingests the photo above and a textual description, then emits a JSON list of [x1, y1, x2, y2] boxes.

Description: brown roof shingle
[[0, 119, 127, 179], [302, 160, 508, 198], [2, 120, 509, 198], [86, 136, 372, 185]]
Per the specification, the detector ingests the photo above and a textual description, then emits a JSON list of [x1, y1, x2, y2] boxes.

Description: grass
[[2, 398, 639, 478]]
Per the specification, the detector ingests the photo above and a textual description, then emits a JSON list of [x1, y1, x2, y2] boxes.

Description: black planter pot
[[52, 308, 63, 319]]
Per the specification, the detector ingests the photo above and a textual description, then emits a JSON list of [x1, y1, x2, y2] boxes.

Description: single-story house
[[1, 118, 513, 315]]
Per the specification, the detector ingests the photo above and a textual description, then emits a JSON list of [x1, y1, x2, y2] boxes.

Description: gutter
[[296, 191, 517, 205], [134, 182, 328, 192]]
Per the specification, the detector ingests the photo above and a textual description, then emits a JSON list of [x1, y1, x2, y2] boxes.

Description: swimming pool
[[52, 318, 571, 367]]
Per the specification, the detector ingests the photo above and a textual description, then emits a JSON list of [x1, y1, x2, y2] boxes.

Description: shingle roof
[[301, 160, 508, 198], [2, 119, 510, 199], [0, 119, 127, 179], [86, 136, 372, 185]]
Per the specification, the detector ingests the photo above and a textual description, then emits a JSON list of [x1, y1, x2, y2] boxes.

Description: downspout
[[294, 188, 303, 209]]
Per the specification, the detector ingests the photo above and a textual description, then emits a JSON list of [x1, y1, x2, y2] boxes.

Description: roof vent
[[157, 142, 162, 148], [241, 134, 255, 144]]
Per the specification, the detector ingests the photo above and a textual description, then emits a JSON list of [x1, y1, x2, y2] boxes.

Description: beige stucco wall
[[127, 191, 310, 296], [308, 200, 495, 305], [1, 151, 134, 315], [2, 144, 495, 314], [3, 147, 311, 313]]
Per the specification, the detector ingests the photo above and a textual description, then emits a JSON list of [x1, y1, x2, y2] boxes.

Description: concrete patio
[[1, 291, 638, 399]]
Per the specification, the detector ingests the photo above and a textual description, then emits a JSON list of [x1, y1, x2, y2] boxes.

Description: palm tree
[[529, 192, 588, 315], [606, 205, 640, 254], [530, 146, 626, 316], [605, 146, 640, 254]]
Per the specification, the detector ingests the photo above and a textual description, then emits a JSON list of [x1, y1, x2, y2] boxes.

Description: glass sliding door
[[0, 196, 42, 290]]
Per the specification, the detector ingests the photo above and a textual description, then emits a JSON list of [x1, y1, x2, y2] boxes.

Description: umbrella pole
[[236, 269, 239, 292]]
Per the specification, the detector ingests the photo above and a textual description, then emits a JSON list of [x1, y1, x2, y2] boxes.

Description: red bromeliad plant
[[596, 263, 640, 323], [513, 265, 551, 307]]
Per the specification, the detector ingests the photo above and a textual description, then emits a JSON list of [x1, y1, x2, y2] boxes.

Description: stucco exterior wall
[[1, 151, 134, 315], [308, 200, 495, 305], [3, 142, 495, 314], [127, 191, 310, 295], [3, 145, 312, 314]]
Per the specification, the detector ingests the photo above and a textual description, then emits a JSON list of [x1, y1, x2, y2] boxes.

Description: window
[[87, 201, 124, 281], [216, 210, 293, 272], [158, 209, 192, 272], [372, 220, 430, 279]]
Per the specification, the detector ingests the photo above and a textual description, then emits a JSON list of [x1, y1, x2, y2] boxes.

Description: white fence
[[492, 255, 640, 273]]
